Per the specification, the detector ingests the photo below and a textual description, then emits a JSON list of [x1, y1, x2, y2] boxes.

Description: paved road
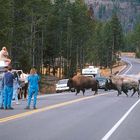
[[0, 57, 140, 140]]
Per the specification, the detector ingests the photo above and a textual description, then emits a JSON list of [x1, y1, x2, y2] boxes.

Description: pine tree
[[110, 13, 124, 53]]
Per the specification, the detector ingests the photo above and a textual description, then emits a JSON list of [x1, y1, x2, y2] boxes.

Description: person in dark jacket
[[2, 66, 15, 110]]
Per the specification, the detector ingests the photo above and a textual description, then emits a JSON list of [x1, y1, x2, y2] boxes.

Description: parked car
[[95, 76, 109, 91], [56, 79, 75, 93]]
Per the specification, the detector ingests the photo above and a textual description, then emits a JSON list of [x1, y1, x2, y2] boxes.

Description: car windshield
[[57, 79, 68, 84]]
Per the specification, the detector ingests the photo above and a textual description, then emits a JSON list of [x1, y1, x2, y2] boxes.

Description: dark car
[[95, 76, 109, 91]]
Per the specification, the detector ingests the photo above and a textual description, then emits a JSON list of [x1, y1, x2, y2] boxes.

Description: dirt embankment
[[40, 75, 59, 94], [100, 61, 126, 77]]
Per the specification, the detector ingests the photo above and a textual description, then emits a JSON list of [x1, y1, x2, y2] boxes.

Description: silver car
[[56, 79, 75, 93], [56, 79, 70, 93]]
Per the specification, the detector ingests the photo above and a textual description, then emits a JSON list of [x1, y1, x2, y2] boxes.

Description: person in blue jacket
[[2, 66, 15, 110], [25, 68, 40, 109]]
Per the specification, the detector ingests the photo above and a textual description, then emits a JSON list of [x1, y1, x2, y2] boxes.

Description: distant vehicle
[[56, 79, 75, 93], [95, 76, 109, 91], [82, 66, 100, 77]]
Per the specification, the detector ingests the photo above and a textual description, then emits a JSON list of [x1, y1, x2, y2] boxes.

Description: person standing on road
[[0, 76, 3, 109], [2, 66, 15, 110], [13, 72, 20, 105], [20, 72, 29, 99], [0, 74, 4, 109], [25, 68, 40, 109], [0, 67, 8, 109]]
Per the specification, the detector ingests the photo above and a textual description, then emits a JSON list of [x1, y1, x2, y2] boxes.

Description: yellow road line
[[0, 93, 108, 123]]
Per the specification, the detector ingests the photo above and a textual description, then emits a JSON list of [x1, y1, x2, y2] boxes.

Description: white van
[[82, 66, 100, 77]]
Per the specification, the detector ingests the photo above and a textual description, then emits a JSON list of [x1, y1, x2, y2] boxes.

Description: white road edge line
[[101, 99, 140, 140], [121, 58, 132, 75]]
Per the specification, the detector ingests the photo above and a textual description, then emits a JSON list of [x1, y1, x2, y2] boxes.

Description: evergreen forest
[[0, 0, 140, 78]]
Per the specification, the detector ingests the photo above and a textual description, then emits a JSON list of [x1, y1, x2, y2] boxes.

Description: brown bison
[[67, 75, 98, 96], [108, 75, 140, 97], [122, 76, 140, 97]]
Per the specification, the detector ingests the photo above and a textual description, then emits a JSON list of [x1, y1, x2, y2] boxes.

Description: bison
[[67, 75, 98, 96], [108, 75, 140, 97], [122, 76, 140, 97]]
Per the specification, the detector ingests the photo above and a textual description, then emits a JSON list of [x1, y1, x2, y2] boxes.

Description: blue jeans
[[27, 88, 38, 107], [0, 90, 3, 107], [3, 86, 13, 108]]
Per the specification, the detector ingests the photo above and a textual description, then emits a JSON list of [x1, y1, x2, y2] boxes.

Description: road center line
[[0, 93, 108, 123], [101, 98, 140, 140]]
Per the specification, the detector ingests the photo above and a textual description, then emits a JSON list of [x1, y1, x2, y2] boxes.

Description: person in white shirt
[[0, 46, 11, 65]]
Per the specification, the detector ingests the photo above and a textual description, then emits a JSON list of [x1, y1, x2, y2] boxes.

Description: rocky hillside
[[85, 0, 140, 32]]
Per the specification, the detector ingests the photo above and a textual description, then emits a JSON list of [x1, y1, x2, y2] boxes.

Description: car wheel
[[71, 89, 75, 92], [104, 88, 108, 91]]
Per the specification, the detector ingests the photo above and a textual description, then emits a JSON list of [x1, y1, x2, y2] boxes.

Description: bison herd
[[67, 74, 140, 97]]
